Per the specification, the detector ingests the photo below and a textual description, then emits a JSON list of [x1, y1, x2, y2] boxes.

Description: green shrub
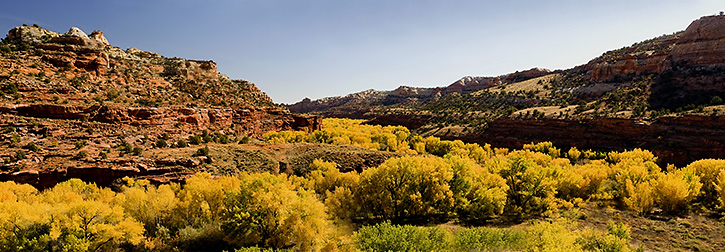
[[74, 140, 87, 150], [453, 227, 527, 251], [15, 150, 26, 160], [156, 139, 167, 148], [176, 139, 188, 148], [189, 135, 202, 145], [217, 134, 229, 144], [195, 147, 209, 157], [23, 142, 40, 152], [132, 147, 143, 156], [2, 82, 18, 94], [354, 222, 451, 252], [118, 141, 133, 153]]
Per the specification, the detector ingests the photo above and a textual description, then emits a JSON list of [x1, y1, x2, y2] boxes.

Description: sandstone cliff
[[580, 15, 725, 83], [0, 25, 321, 188]]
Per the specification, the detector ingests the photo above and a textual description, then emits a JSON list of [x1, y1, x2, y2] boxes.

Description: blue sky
[[1, 1, 721, 104]]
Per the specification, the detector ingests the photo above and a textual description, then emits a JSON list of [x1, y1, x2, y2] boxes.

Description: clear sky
[[1, 1, 721, 104]]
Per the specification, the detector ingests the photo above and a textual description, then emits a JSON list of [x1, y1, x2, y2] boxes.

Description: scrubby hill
[[0, 25, 321, 187]]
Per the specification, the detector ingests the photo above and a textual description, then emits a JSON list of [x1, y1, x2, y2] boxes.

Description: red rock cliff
[[582, 15, 725, 82]]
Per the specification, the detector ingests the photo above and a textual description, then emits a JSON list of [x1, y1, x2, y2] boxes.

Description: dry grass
[[487, 73, 560, 96]]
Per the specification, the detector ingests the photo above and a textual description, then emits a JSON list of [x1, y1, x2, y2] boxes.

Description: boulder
[[64, 27, 89, 39], [4, 25, 60, 44], [88, 30, 109, 45]]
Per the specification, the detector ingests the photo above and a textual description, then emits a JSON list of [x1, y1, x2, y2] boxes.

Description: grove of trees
[[2, 118, 725, 251]]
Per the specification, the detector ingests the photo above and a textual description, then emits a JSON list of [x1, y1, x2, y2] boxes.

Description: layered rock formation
[[671, 15, 725, 66], [0, 25, 320, 188], [581, 15, 725, 82]]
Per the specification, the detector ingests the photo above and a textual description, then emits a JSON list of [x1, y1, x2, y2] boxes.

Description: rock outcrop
[[0, 104, 319, 135], [0, 25, 321, 189], [88, 30, 110, 45], [4, 25, 60, 44], [671, 15, 725, 66], [581, 15, 725, 82]]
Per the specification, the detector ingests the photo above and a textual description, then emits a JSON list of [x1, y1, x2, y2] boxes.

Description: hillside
[[0, 25, 322, 187], [286, 15, 725, 165]]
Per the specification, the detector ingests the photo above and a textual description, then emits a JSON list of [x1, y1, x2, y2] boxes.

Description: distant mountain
[[287, 67, 551, 116]]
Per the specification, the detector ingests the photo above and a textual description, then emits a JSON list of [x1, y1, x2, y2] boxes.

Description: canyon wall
[[443, 115, 725, 166]]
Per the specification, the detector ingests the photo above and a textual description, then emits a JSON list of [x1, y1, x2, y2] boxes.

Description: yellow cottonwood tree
[[222, 172, 329, 251], [653, 170, 701, 213], [356, 155, 455, 220], [117, 178, 180, 237]]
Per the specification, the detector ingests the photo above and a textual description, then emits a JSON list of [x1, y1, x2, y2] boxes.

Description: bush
[[653, 170, 701, 214], [222, 172, 329, 251], [717, 170, 725, 210], [447, 155, 507, 224], [453, 227, 527, 251], [623, 180, 655, 214], [683, 159, 725, 207], [2, 82, 18, 94], [117, 141, 132, 151], [176, 139, 188, 148], [354, 222, 450, 252], [195, 147, 210, 157], [217, 134, 230, 144], [23, 142, 40, 152], [499, 155, 556, 218], [15, 150, 26, 160], [74, 140, 87, 149], [189, 135, 202, 145], [132, 147, 143, 156], [156, 139, 167, 148]]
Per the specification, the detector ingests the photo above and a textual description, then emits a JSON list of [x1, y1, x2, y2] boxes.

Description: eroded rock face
[[0, 25, 322, 189], [4, 25, 60, 44], [65, 27, 89, 39], [582, 15, 725, 82], [88, 30, 110, 45], [672, 15, 725, 66], [1, 104, 320, 136]]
